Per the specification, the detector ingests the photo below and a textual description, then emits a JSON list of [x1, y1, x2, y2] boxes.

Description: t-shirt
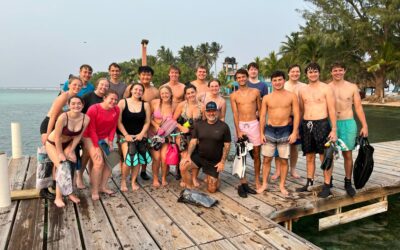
[[247, 81, 268, 97], [81, 92, 103, 114], [109, 81, 127, 100], [192, 120, 231, 162], [83, 104, 120, 147], [62, 80, 95, 97]]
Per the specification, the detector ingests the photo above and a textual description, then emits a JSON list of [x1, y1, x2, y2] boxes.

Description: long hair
[[158, 85, 173, 110]]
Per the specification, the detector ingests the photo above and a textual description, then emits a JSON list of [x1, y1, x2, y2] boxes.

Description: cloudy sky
[[0, 0, 307, 88]]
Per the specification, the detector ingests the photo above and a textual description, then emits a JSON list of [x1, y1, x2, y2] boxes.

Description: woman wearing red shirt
[[83, 90, 120, 200]]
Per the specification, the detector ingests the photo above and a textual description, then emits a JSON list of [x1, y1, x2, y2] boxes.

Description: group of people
[[230, 62, 368, 198], [39, 60, 368, 208]]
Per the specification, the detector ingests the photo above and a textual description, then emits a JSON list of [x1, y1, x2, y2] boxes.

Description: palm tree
[[157, 46, 175, 65], [262, 52, 282, 78], [279, 32, 301, 64], [195, 43, 213, 70], [178, 45, 197, 70], [209, 42, 223, 77]]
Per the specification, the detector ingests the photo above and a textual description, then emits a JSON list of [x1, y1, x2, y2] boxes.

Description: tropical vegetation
[[92, 0, 399, 100], [91, 42, 223, 88], [256, 0, 400, 99]]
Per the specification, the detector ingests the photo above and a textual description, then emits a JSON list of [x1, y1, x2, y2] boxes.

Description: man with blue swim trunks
[[258, 71, 300, 196], [329, 62, 368, 197]]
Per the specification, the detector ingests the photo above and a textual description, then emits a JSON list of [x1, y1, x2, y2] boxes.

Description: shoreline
[[362, 100, 400, 107]]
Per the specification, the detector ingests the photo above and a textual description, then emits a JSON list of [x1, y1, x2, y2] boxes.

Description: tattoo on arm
[[220, 143, 231, 162]]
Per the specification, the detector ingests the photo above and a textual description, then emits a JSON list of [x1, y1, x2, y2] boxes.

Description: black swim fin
[[320, 143, 336, 170]]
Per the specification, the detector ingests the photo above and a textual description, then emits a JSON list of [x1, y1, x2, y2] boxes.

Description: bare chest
[[302, 88, 326, 103]]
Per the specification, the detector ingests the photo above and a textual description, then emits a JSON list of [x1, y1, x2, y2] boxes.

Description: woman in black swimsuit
[[117, 83, 151, 192], [45, 96, 90, 208]]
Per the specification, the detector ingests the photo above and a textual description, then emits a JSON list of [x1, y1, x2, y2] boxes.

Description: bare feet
[[54, 198, 65, 208], [271, 173, 280, 180], [131, 183, 140, 191], [91, 193, 100, 201], [180, 181, 186, 188], [68, 194, 81, 204], [76, 179, 86, 189], [280, 185, 289, 196], [192, 178, 201, 188], [153, 179, 161, 188], [256, 184, 268, 194], [161, 179, 168, 187], [290, 169, 300, 179], [100, 188, 115, 195], [255, 180, 261, 190], [121, 181, 128, 192]]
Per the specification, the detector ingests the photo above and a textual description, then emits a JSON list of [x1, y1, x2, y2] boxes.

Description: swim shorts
[[191, 150, 219, 178], [301, 118, 330, 155], [289, 115, 302, 145], [40, 116, 50, 134], [262, 125, 291, 159], [238, 120, 261, 146], [337, 119, 357, 151]]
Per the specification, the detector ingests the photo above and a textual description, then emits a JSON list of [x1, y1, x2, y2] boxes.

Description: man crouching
[[181, 101, 231, 192]]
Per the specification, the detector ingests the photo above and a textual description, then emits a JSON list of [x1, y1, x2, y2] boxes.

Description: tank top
[[62, 113, 85, 136], [121, 99, 146, 135]]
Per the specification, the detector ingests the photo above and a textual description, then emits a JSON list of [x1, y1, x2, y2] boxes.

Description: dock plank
[[165, 175, 252, 238], [256, 227, 318, 250], [198, 239, 236, 249], [142, 184, 223, 245], [228, 232, 277, 249], [121, 180, 195, 249], [102, 180, 158, 249], [0, 156, 29, 250], [47, 201, 82, 250], [8, 157, 45, 249], [76, 175, 121, 249]]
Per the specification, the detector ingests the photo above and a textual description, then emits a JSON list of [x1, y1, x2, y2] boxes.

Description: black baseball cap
[[205, 101, 217, 111]]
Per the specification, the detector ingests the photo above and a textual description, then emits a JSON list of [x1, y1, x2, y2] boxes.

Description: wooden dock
[[1, 140, 399, 249]]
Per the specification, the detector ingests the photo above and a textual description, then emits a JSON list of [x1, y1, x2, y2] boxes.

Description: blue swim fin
[[137, 140, 151, 165], [125, 142, 138, 167]]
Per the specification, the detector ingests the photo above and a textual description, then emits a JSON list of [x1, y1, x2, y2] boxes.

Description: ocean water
[[1, 88, 400, 249], [0, 88, 57, 155]]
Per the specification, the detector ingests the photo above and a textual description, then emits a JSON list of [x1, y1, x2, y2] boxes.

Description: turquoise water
[[0, 88, 56, 155], [1, 88, 400, 249]]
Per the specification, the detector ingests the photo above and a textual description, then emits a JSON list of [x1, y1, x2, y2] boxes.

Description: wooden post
[[11, 122, 22, 159], [284, 219, 292, 231], [141, 39, 149, 66], [0, 152, 11, 208]]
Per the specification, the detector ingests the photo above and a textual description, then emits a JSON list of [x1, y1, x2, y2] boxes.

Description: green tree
[[262, 52, 283, 77], [195, 42, 213, 70], [157, 46, 176, 65], [209, 42, 223, 77], [178, 45, 197, 70], [301, 0, 400, 98]]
